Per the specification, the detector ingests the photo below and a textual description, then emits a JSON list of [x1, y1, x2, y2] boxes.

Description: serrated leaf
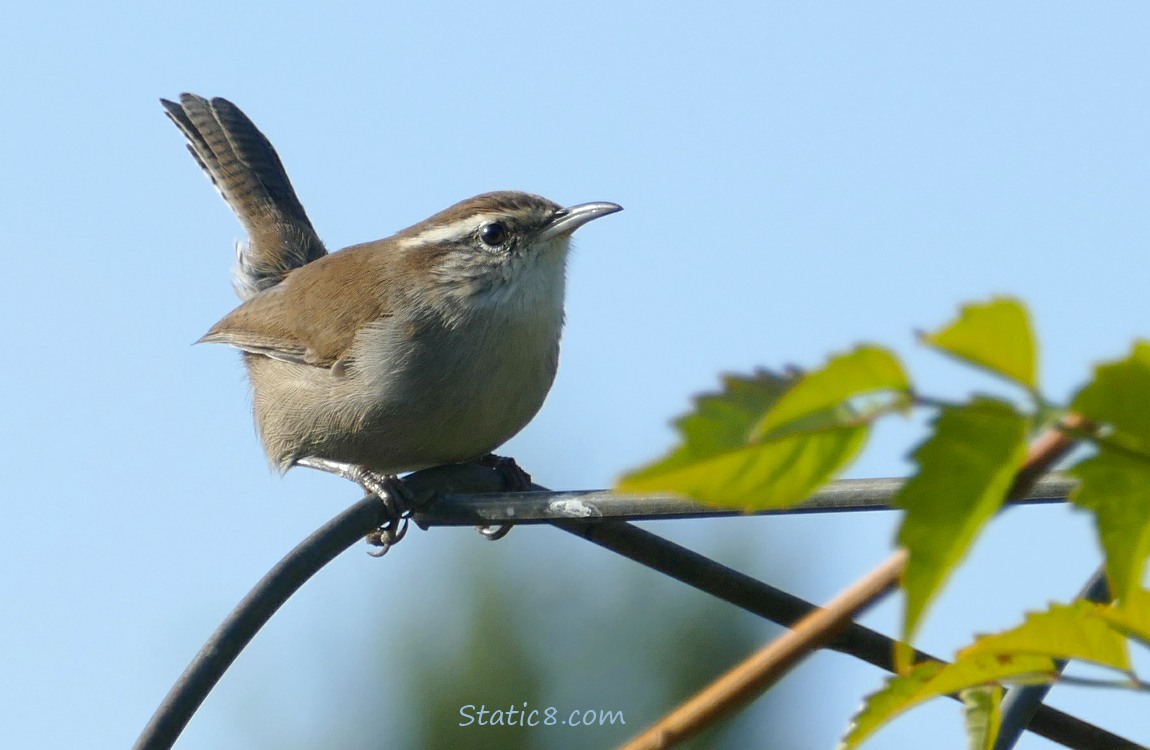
[[618, 370, 868, 508], [628, 370, 795, 472], [960, 601, 1131, 673], [1071, 341, 1150, 456], [922, 297, 1037, 389], [839, 662, 946, 750], [1068, 451, 1150, 604], [923, 653, 1056, 694], [753, 345, 910, 438], [961, 685, 1003, 750], [1096, 588, 1150, 646], [620, 424, 867, 508], [894, 399, 1030, 649], [839, 655, 1054, 750]]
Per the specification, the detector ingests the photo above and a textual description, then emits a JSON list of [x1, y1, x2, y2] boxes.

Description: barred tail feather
[[162, 93, 327, 298]]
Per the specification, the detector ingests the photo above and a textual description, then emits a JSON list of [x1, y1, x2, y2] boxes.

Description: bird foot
[[297, 457, 412, 556], [473, 453, 533, 540], [476, 453, 533, 491]]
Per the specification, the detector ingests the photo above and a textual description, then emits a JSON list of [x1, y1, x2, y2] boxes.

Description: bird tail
[[162, 93, 327, 298]]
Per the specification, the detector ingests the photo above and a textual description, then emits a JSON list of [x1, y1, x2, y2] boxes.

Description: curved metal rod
[[131, 495, 389, 750]]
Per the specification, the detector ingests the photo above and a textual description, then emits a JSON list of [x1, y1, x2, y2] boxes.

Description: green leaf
[[753, 345, 910, 438], [922, 297, 1037, 390], [618, 427, 867, 508], [1071, 340, 1150, 456], [961, 685, 1003, 750], [1096, 588, 1150, 646], [839, 662, 946, 750], [894, 398, 1029, 647], [960, 601, 1131, 673], [618, 370, 868, 508], [1069, 451, 1150, 604], [619, 370, 794, 478], [839, 655, 1054, 750]]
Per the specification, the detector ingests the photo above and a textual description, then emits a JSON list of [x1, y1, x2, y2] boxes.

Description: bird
[[162, 93, 621, 546]]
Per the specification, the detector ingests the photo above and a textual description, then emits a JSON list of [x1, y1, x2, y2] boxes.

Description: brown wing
[[198, 240, 398, 367]]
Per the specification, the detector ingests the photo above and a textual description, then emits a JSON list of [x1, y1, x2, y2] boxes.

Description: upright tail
[[162, 93, 327, 298]]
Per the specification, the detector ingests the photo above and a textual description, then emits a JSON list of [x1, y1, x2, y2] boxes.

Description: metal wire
[[132, 495, 391, 750], [410, 472, 1077, 527]]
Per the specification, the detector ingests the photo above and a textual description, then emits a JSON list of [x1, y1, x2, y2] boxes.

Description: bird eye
[[479, 221, 509, 246]]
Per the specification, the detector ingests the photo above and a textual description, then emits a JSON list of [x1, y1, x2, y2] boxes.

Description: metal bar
[[993, 568, 1113, 750], [132, 496, 390, 750], [411, 473, 1076, 527]]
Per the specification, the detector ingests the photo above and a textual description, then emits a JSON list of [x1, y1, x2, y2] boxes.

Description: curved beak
[[538, 201, 622, 241]]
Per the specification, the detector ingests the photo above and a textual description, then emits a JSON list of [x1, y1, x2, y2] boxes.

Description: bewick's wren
[[163, 93, 620, 502]]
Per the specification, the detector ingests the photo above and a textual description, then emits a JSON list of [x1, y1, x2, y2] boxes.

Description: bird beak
[[538, 201, 623, 241]]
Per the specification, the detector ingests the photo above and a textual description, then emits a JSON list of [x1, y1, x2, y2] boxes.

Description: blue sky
[[2, 2, 1149, 748]]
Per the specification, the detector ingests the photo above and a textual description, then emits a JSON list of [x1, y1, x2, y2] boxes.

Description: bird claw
[[354, 472, 414, 556], [296, 457, 413, 556], [365, 511, 409, 556], [475, 523, 513, 541], [476, 453, 533, 491], [473, 453, 532, 541]]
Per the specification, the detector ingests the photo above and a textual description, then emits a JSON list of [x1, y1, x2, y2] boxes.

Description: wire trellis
[[131, 465, 1140, 750]]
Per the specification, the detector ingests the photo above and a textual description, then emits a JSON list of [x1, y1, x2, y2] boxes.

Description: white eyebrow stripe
[[397, 214, 503, 249]]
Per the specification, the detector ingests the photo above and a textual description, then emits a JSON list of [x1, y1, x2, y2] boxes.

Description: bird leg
[[296, 457, 412, 556]]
